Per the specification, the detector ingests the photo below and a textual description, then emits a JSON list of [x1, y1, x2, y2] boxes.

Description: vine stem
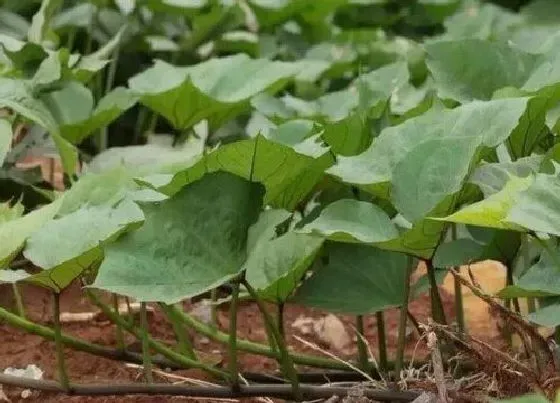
[[53, 293, 70, 391], [11, 283, 26, 319], [277, 302, 285, 339], [112, 294, 125, 351], [159, 303, 197, 360], [84, 289, 228, 379], [242, 280, 302, 401], [356, 315, 369, 372], [395, 256, 413, 377], [169, 305, 351, 370], [375, 311, 388, 372], [228, 282, 240, 391], [426, 259, 447, 325], [140, 302, 153, 383], [210, 289, 219, 328], [451, 224, 465, 335]]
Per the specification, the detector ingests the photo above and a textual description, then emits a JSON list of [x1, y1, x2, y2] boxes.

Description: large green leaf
[[299, 199, 399, 244], [292, 243, 408, 315], [147, 122, 332, 210], [0, 197, 63, 268], [392, 135, 481, 222], [425, 39, 536, 102], [0, 118, 11, 165], [92, 172, 264, 304], [128, 54, 300, 130], [328, 98, 530, 196], [23, 200, 144, 291], [433, 175, 533, 231]]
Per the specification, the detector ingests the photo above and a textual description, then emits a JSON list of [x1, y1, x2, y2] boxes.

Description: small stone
[[313, 314, 351, 352], [189, 302, 213, 325]]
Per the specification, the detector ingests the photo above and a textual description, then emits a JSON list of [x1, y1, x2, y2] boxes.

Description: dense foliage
[[2, 0, 560, 400]]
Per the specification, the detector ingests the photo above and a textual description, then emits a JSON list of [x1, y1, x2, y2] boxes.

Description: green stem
[[112, 294, 125, 351], [159, 303, 197, 360], [426, 259, 447, 325], [210, 289, 218, 328], [98, 42, 121, 151], [395, 257, 413, 377], [133, 107, 148, 145], [277, 303, 285, 339], [228, 282, 240, 391], [356, 315, 369, 372], [125, 297, 134, 325], [522, 235, 535, 315], [140, 303, 153, 383], [11, 283, 26, 319], [375, 311, 388, 372], [147, 112, 158, 136], [242, 281, 301, 400], [85, 290, 227, 379], [170, 305, 350, 370], [53, 293, 69, 391], [451, 225, 465, 335], [66, 28, 76, 52]]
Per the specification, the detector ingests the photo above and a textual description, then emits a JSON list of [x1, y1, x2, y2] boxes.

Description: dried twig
[[426, 328, 447, 403], [293, 335, 380, 386], [450, 267, 554, 371]]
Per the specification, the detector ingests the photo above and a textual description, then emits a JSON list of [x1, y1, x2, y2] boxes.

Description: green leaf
[[507, 173, 560, 236], [469, 156, 543, 197], [28, 0, 63, 45], [392, 135, 481, 222], [0, 200, 24, 225], [0, 34, 48, 72], [128, 55, 300, 130], [329, 98, 530, 196], [496, 285, 555, 299], [425, 39, 537, 102], [0, 10, 30, 39], [434, 227, 520, 268], [154, 128, 332, 210], [59, 166, 141, 215], [44, 85, 137, 143], [0, 78, 77, 175], [86, 139, 204, 175], [23, 200, 144, 291], [0, 269, 31, 284], [433, 175, 533, 231], [511, 243, 560, 296], [0, 119, 11, 165], [245, 216, 324, 302], [0, 197, 63, 268], [527, 303, 560, 327], [92, 172, 264, 304], [299, 199, 398, 244], [292, 243, 408, 315]]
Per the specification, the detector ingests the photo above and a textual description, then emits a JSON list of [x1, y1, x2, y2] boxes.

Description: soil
[[0, 277, 467, 403]]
